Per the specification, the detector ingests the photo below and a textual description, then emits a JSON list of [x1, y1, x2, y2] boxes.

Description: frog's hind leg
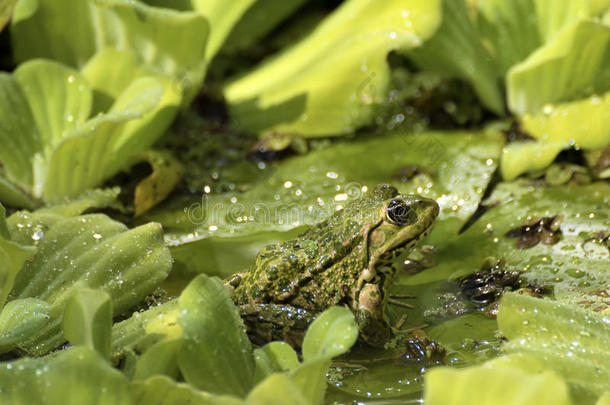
[[239, 303, 318, 349]]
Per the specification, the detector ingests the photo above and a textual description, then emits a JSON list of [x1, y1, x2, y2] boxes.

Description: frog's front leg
[[239, 303, 317, 349], [356, 283, 392, 347]]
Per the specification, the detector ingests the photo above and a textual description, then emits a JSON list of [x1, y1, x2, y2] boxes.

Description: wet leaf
[[247, 373, 310, 405], [0, 298, 49, 353], [424, 361, 571, 405], [291, 307, 358, 405], [253, 341, 300, 383], [0, 346, 131, 405], [407, 0, 504, 114], [225, 0, 442, 136], [63, 288, 112, 360], [498, 293, 610, 401], [131, 375, 243, 405], [507, 20, 610, 115], [11, 0, 208, 102], [177, 274, 254, 397], [7, 210, 172, 355]]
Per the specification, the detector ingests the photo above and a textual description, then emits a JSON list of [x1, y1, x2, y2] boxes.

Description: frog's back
[[233, 194, 383, 309]]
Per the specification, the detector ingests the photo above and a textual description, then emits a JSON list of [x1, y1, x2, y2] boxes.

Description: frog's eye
[[385, 199, 412, 225]]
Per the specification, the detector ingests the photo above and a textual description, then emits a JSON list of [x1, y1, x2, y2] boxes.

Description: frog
[[225, 184, 439, 347]]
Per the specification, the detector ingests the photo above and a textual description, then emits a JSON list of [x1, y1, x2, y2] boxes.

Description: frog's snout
[[414, 196, 440, 222]]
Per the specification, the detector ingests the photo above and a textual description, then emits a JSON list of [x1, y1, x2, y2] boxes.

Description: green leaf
[[291, 307, 358, 405], [0, 204, 8, 238], [500, 140, 565, 180], [189, 0, 256, 61], [253, 341, 300, 384], [131, 375, 244, 405], [11, 0, 209, 102], [0, 298, 49, 353], [14, 59, 92, 149], [475, 0, 543, 76], [407, 0, 504, 114], [498, 293, 610, 400], [301, 306, 358, 362], [507, 20, 610, 115], [598, 392, 610, 405], [7, 211, 172, 355], [177, 274, 254, 397], [111, 299, 180, 361], [42, 76, 163, 202], [37, 187, 122, 217], [63, 288, 112, 360], [0, 0, 17, 32], [0, 72, 41, 192], [0, 211, 36, 309], [424, 362, 571, 405], [0, 346, 132, 405], [133, 338, 182, 381], [532, 0, 610, 42], [224, 0, 442, 136], [475, 0, 609, 77], [222, 0, 307, 55], [520, 92, 610, 149], [247, 373, 310, 405]]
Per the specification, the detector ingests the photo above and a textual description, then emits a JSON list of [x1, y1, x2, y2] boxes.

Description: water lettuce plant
[[405, 0, 610, 179], [0, 0, 608, 403], [424, 293, 610, 404], [0, 58, 179, 207]]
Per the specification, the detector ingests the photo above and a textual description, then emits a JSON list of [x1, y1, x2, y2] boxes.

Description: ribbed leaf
[[111, 299, 180, 361], [476, 0, 542, 75], [507, 20, 610, 114], [0, 298, 49, 353], [408, 0, 504, 114], [11, 0, 208, 103], [7, 212, 172, 356], [177, 274, 254, 397], [424, 363, 571, 405], [189, 0, 256, 61], [225, 0, 442, 136], [14, 59, 92, 149], [0, 72, 41, 191], [42, 77, 162, 202], [520, 91, 610, 149], [0, 210, 36, 309], [63, 288, 112, 360], [498, 293, 610, 399], [0, 347, 132, 405]]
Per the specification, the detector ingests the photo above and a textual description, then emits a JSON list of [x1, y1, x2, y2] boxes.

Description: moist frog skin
[[226, 184, 439, 347]]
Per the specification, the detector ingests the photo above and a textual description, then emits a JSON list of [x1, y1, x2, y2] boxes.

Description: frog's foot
[[239, 303, 317, 349]]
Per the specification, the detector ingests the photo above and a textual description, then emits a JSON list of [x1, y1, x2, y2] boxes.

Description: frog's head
[[367, 184, 439, 271]]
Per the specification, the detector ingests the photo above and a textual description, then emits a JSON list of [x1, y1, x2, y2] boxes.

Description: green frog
[[226, 184, 439, 347]]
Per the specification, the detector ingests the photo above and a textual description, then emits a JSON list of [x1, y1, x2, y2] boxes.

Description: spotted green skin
[[230, 184, 439, 347]]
